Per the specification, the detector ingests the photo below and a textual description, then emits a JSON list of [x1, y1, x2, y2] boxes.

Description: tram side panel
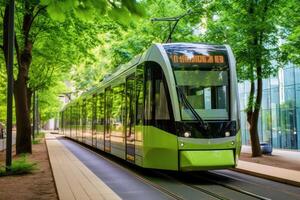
[[140, 62, 178, 170]]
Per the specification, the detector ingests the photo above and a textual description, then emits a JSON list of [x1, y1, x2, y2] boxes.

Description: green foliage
[[32, 139, 40, 144], [1, 0, 299, 127], [279, 0, 300, 65], [68, 0, 193, 91], [201, 0, 285, 81], [0, 154, 37, 176], [40, 0, 144, 23]]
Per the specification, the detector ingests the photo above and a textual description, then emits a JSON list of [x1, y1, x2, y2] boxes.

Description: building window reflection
[[239, 64, 300, 150]]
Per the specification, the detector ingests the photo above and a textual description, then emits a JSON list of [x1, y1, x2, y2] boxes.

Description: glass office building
[[239, 64, 300, 150]]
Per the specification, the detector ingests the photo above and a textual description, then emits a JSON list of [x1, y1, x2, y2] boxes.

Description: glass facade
[[239, 64, 300, 150]]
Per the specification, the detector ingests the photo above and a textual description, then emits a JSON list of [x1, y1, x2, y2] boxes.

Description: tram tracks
[[64, 138, 272, 200], [187, 172, 271, 200], [154, 170, 271, 200]]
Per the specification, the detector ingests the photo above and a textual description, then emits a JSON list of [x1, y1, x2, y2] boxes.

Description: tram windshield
[[174, 69, 229, 120], [163, 43, 230, 121]]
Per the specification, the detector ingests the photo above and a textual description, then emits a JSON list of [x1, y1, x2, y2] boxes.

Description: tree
[[0, 0, 144, 154], [201, 0, 288, 157], [279, 0, 300, 65], [69, 0, 201, 92]]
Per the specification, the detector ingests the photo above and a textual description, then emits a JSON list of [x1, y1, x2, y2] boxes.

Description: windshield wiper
[[177, 86, 208, 131]]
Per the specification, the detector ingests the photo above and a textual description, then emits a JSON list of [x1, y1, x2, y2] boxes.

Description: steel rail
[[191, 172, 271, 200], [152, 170, 229, 200], [212, 170, 300, 198]]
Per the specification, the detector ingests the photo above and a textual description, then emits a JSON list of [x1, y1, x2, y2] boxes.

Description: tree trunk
[[14, 78, 32, 154], [3, 1, 38, 154], [13, 1, 34, 154], [246, 64, 263, 157], [249, 107, 262, 157], [251, 66, 263, 157], [27, 88, 33, 114]]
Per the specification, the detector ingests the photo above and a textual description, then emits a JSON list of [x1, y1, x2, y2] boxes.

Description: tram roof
[[61, 42, 228, 110]]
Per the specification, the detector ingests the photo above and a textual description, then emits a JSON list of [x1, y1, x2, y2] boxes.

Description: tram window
[[97, 93, 105, 127], [111, 84, 125, 137], [152, 64, 170, 120], [87, 98, 93, 130], [82, 99, 87, 134], [75, 103, 79, 132], [105, 88, 113, 141], [154, 79, 170, 120], [145, 62, 173, 127], [70, 106, 74, 136], [145, 69, 152, 121], [136, 65, 144, 125], [92, 95, 97, 135], [78, 101, 82, 137], [174, 70, 229, 120]]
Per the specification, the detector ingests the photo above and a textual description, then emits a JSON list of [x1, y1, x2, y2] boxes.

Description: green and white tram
[[60, 43, 241, 171]]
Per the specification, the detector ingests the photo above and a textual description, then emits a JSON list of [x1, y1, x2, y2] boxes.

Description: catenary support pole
[[6, 0, 15, 171]]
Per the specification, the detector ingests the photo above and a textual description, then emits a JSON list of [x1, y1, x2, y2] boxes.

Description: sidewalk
[[45, 134, 121, 200], [235, 145, 300, 187]]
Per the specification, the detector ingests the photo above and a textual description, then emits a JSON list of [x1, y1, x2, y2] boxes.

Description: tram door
[[104, 87, 112, 153], [125, 76, 135, 162]]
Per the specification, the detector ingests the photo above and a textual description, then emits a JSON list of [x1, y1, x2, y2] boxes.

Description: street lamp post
[[6, 0, 15, 171]]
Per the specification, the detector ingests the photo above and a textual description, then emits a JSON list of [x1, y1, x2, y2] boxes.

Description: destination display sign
[[163, 43, 229, 68], [170, 55, 225, 64]]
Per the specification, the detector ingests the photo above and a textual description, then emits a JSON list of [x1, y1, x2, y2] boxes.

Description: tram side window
[[87, 98, 93, 132], [75, 106, 78, 132], [154, 77, 170, 120], [65, 109, 68, 133], [145, 62, 173, 132], [78, 101, 82, 137], [82, 99, 87, 134], [111, 84, 125, 137], [92, 95, 97, 130], [136, 64, 144, 125], [145, 69, 152, 121], [97, 93, 105, 129], [70, 106, 74, 135]]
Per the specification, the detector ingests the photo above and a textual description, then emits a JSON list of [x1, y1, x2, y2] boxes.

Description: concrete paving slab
[[236, 160, 300, 187], [45, 133, 121, 200]]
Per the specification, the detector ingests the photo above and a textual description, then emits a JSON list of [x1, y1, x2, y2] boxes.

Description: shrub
[[0, 154, 37, 176]]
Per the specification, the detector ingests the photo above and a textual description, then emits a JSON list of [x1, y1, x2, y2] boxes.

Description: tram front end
[[163, 43, 241, 171]]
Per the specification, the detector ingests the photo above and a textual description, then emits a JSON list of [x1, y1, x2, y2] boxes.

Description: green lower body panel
[[142, 126, 178, 170], [180, 150, 235, 171]]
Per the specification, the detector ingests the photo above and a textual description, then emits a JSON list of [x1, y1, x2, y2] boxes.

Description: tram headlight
[[225, 131, 230, 137], [183, 131, 191, 138]]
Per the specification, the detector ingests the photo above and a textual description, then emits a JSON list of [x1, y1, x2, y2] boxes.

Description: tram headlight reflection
[[184, 131, 191, 138], [225, 131, 230, 137]]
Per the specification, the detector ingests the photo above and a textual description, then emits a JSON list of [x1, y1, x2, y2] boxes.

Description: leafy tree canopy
[[40, 0, 145, 23]]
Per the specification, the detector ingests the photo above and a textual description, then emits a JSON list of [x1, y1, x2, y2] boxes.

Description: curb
[[232, 168, 300, 188], [44, 137, 60, 200]]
